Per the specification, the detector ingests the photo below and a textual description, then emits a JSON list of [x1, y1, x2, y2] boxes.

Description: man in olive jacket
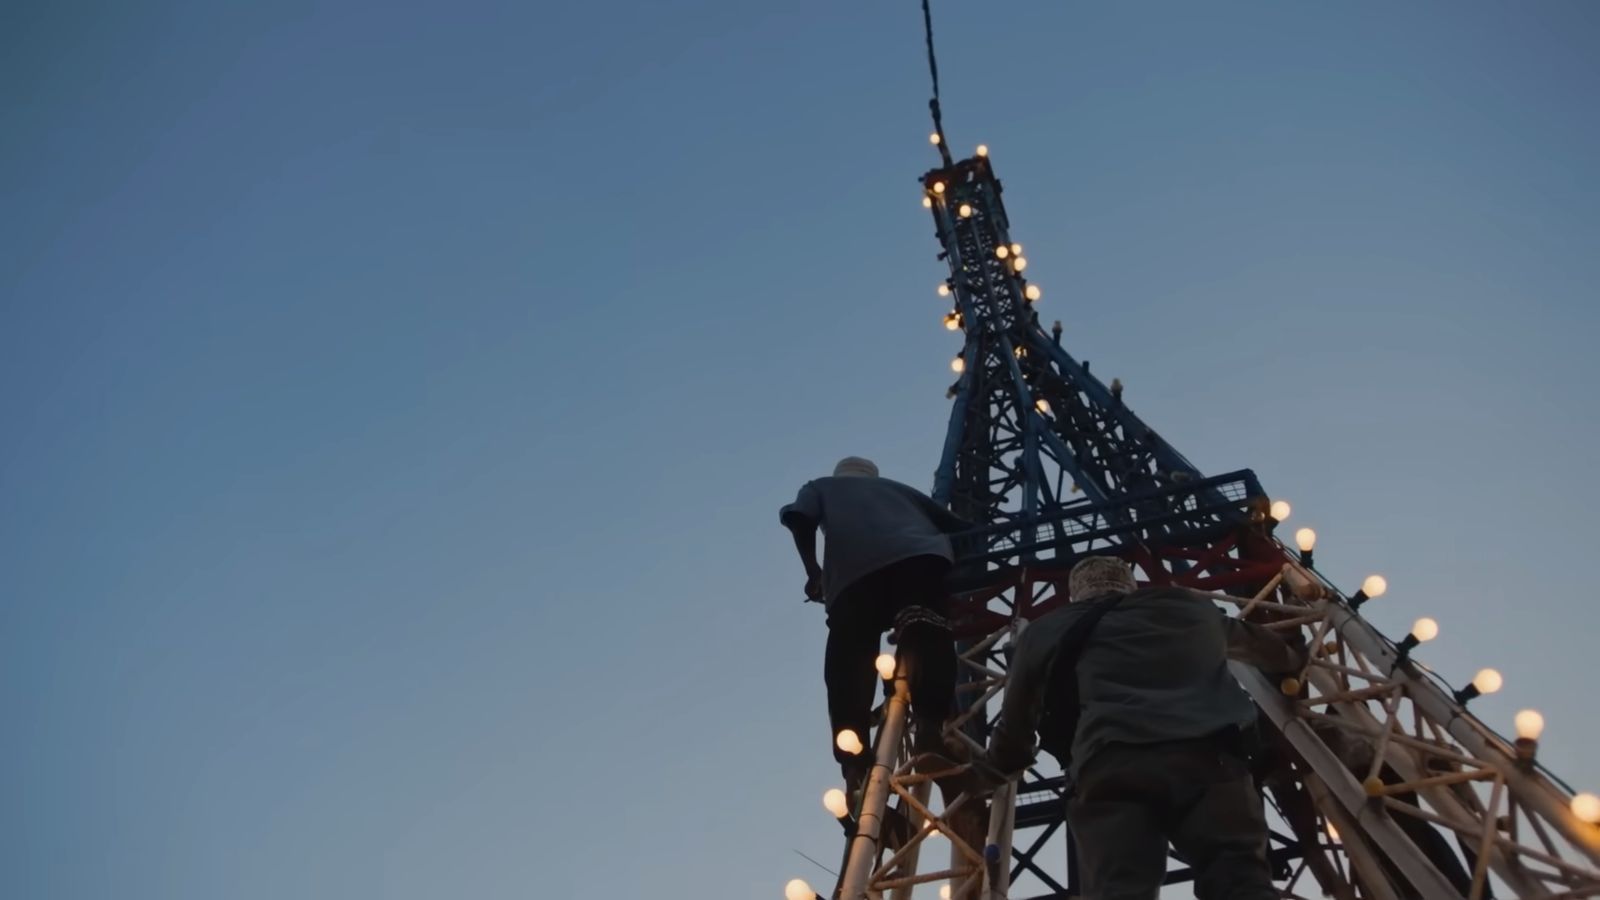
[[983, 556, 1305, 900]]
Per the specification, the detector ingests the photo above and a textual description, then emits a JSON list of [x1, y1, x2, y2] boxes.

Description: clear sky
[[3, 2, 1597, 898]]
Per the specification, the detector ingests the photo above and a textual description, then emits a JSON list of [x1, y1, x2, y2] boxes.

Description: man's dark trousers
[[824, 554, 956, 781], [1068, 735, 1278, 900]]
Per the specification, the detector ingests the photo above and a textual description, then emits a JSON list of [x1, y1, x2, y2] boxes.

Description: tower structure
[[799, 146, 1600, 900]]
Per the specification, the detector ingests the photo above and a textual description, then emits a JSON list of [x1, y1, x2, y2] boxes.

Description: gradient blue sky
[[4, 2, 1598, 898]]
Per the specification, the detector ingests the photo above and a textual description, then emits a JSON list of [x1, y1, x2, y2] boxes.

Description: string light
[[938, 282, 951, 297], [1010, 243, 1022, 255], [1294, 528, 1317, 567], [823, 788, 849, 819], [951, 356, 965, 374], [1516, 709, 1545, 741], [929, 132, 941, 146], [995, 246, 1009, 259], [922, 196, 933, 209], [1012, 256, 1028, 272], [933, 181, 945, 194], [1024, 284, 1041, 301], [1269, 500, 1291, 522], [944, 312, 960, 331], [1572, 792, 1600, 825], [1350, 574, 1387, 609], [875, 653, 897, 680], [1394, 617, 1438, 660], [1453, 668, 1502, 704], [976, 145, 988, 158], [835, 730, 864, 755], [785, 879, 817, 900], [958, 204, 973, 218]]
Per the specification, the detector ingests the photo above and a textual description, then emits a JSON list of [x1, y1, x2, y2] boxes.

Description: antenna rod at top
[[922, 0, 955, 166]]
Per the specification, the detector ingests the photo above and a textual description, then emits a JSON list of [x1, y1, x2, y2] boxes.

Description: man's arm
[[780, 483, 824, 598], [983, 628, 1052, 776], [787, 520, 821, 576], [1224, 617, 1307, 673]]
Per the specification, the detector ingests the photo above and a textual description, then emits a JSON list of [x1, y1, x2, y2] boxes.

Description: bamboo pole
[[839, 675, 913, 900]]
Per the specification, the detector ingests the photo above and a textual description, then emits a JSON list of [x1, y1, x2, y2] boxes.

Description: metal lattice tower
[[799, 145, 1600, 900]]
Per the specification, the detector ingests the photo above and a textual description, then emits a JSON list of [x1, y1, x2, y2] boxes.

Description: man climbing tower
[[779, 456, 970, 794], [981, 556, 1306, 900]]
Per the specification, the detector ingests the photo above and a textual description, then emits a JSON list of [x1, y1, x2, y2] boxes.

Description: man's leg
[[881, 556, 957, 743], [1068, 749, 1170, 900], [824, 602, 882, 789], [1165, 742, 1279, 900]]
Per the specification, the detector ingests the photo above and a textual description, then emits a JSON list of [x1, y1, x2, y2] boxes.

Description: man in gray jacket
[[780, 456, 970, 790], [982, 556, 1305, 900]]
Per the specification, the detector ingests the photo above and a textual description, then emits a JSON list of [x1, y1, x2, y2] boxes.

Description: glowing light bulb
[[929, 132, 942, 146], [786, 878, 816, 900], [1472, 668, 1503, 695], [1515, 709, 1545, 741], [944, 313, 960, 331], [922, 196, 933, 209], [933, 181, 945, 194], [993, 247, 1007, 261], [951, 356, 965, 374], [975, 145, 988, 158], [938, 283, 951, 297], [1410, 617, 1439, 643], [1295, 528, 1317, 552], [835, 730, 864, 755], [1036, 399, 1051, 414], [823, 788, 849, 818], [1024, 284, 1041, 301], [1269, 500, 1291, 521], [1012, 256, 1028, 272], [1361, 575, 1388, 599], [958, 204, 973, 218], [1572, 792, 1600, 824], [1010, 243, 1022, 255], [875, 653, 896, 680]]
